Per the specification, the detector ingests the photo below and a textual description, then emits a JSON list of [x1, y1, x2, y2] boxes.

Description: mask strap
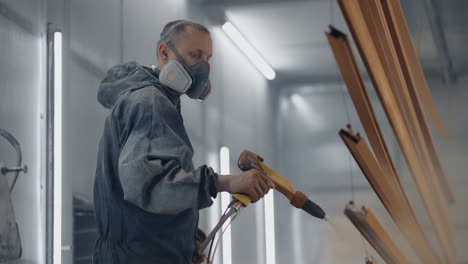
[[165, 41, 194, 78]]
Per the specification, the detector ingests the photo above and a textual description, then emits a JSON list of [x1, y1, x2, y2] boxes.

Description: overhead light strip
[[222, 21, 276, 80]]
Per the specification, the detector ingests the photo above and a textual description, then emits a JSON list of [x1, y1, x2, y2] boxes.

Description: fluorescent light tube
[[265, 192, 276, 264], [53, 31, 62, 264], [207, 151, 221, 263], [222, 21, 276, 80], [220, 146, 232, 264]]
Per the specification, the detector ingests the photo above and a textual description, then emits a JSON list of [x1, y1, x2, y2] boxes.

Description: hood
[[98, 61, 164, 109]]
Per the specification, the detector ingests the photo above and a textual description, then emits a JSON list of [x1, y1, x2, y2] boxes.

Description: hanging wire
[[349, 154, 355, 202], [206, 202, 235, 262], [206, 227, 217, 263], [203, 199, 241, 264], [329, 0, 371, 260], [366, 0, 440, 200], [414, 1, 455, 135], [328, 0, 354, 201], [361, 230, 371, 260], [329, 0, 335, 26], [208, 208, 240, 264]]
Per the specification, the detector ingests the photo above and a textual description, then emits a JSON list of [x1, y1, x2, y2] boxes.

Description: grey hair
[[156, 20, 210, 59]]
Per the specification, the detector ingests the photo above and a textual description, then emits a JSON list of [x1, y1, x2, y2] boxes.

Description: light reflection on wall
[[290, 93, 326, 132]]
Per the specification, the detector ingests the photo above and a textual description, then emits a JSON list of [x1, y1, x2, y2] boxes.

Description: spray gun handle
[[233, 150, 266, 206], [232, 193, 251, 206]]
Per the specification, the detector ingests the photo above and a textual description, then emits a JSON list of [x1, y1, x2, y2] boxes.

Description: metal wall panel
[[0, 0, 46, 263]]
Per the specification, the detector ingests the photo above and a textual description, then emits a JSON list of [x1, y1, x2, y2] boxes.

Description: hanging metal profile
[[327, 26, 448, 263], [355, 0, 454, 207], [379, 0, 454, 204], [345, 202, 409, 264], [326, 26, 399, 188], [366, 256, 379, 264], [337, 0, 455, 262], [339, 126, 441, 263]]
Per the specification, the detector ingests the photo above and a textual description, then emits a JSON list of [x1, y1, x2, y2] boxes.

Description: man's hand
[[217, 169, 272, 203]]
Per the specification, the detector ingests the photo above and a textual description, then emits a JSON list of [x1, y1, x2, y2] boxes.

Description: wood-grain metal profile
[[327, 27, 440, 262], [366, 256, 379, 264], [339, 127, 441, 263], [337, 0, 455, 262], [380, 0, 451, 141], [353, 0, 454, 237], [345, 202, 410, 264], [379, 0, 454, 204], [356, 0, 453, 207], [326, 26, 399, 190]]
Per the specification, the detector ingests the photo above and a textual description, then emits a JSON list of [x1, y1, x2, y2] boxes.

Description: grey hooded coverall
[[92, 61, 218, 264]]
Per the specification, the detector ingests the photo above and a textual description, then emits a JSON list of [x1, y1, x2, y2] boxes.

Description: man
[[92, 20, 271, 264]]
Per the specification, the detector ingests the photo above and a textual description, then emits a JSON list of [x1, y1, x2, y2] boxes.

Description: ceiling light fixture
[[222, 21, 276, 80]]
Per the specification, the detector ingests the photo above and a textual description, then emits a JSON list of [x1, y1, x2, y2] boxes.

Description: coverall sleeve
[[116, 91, 218, 215]]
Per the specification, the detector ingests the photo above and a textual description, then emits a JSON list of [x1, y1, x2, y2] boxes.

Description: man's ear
[[158, 43, 170, 63]]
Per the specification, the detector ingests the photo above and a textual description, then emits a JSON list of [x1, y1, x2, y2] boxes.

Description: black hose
[[0, 128, 22, 192]]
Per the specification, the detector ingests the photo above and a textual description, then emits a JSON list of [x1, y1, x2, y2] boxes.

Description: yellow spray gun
[[233, 149, 326, 219], [199, 150, 327, 257]]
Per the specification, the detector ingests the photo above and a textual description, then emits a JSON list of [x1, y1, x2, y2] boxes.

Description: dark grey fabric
[[92, 61, 218, 264]]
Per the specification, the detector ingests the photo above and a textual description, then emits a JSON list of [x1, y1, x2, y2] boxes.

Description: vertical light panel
[[265, 192, 276, 264], [208, 151, 220, 230], [220, 147, 232, 264], [222, 21, 276, 80], [292, 209, 304, 264], [207, 151, 222, 264], [255, 200, 266, 264], [53, 31, 63, 264]]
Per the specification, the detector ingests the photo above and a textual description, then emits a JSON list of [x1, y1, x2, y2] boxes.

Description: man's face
[[160, 26, 213, 68]]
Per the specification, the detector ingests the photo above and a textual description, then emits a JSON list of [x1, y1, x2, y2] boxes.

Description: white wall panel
[[66, 0, 121, 204], [0, 0, 46, 263], [122, 0, 187, 65]]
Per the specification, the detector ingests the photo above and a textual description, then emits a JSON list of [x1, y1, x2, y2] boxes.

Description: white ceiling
[[224, 0, 348, 81], [200, 0, 467, 83]]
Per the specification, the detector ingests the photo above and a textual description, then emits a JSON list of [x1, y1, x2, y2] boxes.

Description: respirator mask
[[158, 41, 211, 100]]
